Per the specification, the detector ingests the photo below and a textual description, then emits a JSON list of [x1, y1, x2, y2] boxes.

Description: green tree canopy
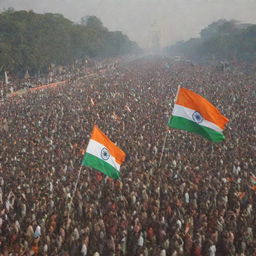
[[0, 10, 140, 77], [166, 19, 256, 63]]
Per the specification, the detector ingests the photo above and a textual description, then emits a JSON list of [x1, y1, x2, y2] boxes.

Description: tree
[[0, 10, 139, 77], [81, 15, 104, 30], [166, 19, 256, 63]]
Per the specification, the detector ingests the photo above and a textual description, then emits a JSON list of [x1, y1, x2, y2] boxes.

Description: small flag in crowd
[[82, 125, 126, 179], [236, 191, 246, 199], [251, 185, 256, 191], [250, 175, 256, 185], [168, 87, 229, 142]]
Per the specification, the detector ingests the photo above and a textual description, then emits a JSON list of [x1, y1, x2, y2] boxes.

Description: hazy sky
[[1, 0, 256, 48]]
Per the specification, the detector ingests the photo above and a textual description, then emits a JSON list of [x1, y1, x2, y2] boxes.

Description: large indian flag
[[168, 88, 229, 142], [82, 125, 126, 179]]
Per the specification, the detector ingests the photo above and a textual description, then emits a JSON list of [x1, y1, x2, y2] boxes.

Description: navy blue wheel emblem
[[192, 111, 203, 123], [101, 147, 110, 160]]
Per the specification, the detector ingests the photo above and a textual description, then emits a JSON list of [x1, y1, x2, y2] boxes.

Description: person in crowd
[[0, 57, 255, 255]]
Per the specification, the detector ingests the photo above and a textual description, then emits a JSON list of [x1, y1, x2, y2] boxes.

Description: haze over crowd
[[1, 0, 256, 48]]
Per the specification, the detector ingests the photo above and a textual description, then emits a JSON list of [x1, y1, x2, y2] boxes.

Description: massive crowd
[[0, 58, 99, 98], [0, 57, 255, 256]]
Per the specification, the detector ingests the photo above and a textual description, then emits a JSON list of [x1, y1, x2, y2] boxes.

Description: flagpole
[[158, 130, 169, 167], [158, 85, 181, 168], [67, 166, 82, 220], [174, 85, 181, 103], [72, 166, 82, 200]]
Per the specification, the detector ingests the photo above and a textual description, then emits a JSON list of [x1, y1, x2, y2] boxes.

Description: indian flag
[[82, 125, 126, 179], [168, 87, 229, 142]]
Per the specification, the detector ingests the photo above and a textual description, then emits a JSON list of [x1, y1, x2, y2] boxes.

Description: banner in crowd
[[82, 125, 126, 179], [168, 87, 229, 142]]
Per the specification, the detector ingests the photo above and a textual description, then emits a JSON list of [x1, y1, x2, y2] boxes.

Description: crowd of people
[[0, 58, 99, 98], [0, 56, 255, 255]]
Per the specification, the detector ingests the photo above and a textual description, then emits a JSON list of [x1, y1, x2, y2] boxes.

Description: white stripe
[[172, 104, 223, 132], [86, 139, 120, 171]]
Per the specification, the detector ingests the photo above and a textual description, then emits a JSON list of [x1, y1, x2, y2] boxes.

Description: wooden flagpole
[[174, 85, 181, 103], [158, 130, 169, 167], [158, 85, 181, 167], [72, 166, 82, 200], [67, 166, 82, 220]]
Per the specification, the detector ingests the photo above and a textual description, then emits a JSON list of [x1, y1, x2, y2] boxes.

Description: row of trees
[[165, 19, 256, 63], [0, 9, 140, 76]]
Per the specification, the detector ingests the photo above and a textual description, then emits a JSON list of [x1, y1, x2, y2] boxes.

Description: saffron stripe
[[176, 88, 229, 129], [90, 125, 126, 165]]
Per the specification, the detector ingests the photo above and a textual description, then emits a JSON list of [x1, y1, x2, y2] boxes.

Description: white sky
[[0, 0, 256, 48]]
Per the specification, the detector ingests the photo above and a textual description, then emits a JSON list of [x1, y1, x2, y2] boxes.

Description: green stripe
[[168, 116, 225, 142], [82, 153, 120, 179]]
